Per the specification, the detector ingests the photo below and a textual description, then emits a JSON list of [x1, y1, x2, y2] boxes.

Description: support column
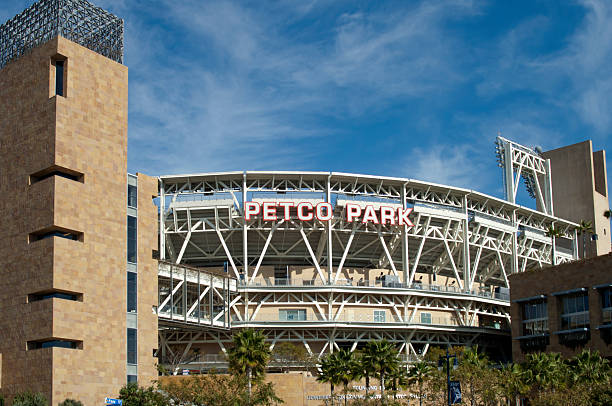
[[511, 210, 519, 274], [159, 179, 165, 260], [504, 143, 515, 203], [461, 195, 471, 292], [544, 159, 554, 216], [243, 172, 249, 321], [326, 174, 333, 284], [401, 183, 410, 286]]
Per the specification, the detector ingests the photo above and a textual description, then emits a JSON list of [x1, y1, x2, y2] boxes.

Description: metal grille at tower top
[[0, 0, 123, 69]]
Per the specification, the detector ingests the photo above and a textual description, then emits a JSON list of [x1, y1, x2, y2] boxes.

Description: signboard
[[104, 398, 122, 406], [182, 369, 190, 375], [450, 381, 462, 404], [244, 201, 414, 226]]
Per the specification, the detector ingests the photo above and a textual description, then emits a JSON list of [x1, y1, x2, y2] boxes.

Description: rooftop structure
[[0, 0, 123, 69]]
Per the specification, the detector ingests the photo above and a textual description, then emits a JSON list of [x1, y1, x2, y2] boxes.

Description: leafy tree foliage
[[160, 374, 282, 406], [57, 400, 83, 406], [118, 383, 168, 406], [12, 392, 47, 406], [228, 328, 271, 403]]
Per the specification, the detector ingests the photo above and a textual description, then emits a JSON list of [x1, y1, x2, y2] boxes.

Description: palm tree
[[497, 363, 527, 406], [577, 220, 594, 259], [545, 225, 562, 238], [388, 367, 409, 401], [363, 340, 400, 404], [333, 349, 359, 406], [355, 349, 375, 399], [407, 361, 434, 406], [522, 352, 567, 396], [569, 349, 611, 386], [317, 352, 343, 406], [228, 328, 271, 405]]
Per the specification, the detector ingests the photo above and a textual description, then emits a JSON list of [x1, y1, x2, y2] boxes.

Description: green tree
[[406, 361, 434, 406], [362, 340, 400, 404], [317, 352, 344, 406], [569, 349, 611, 385], [576, 220, 593, 258], [456, 346, 496, 406], [228, 328, 271, 405], [354, 349, 376, 399], [57, 400, 83, 406], [160, 374, 282, 406], [333, 349, 359, 406], [496, 363, 528, 406], [271, 342, 316, 373], [521, 352, 569, 405], [12, 392, 47, 406], [118, 383, 168, 406]]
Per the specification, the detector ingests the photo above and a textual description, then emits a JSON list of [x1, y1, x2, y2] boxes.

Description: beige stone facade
[[0, 36, 154, 404], [509, 253, 612, 362], [543, 140, 611, 257]]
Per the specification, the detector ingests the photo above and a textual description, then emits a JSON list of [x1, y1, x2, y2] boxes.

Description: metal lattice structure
[[495, 136, 554, 215], [157, 171, 579, 367], [0, 0, 123, 70]]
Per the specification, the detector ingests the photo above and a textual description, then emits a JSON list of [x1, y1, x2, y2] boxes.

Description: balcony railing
[[233, 313, 508, 329], [240, 278, 509, 301], [522, 319, 548, 336], [560, 312, 590, 331], [602, 308, 612, 325]]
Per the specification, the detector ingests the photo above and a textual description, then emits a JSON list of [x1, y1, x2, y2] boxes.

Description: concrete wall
[[160, 373, 418, 406], [0, 36, 131, 404], [136, 173, 160, 386], [509, 253, 612, 362], [543, 141, 611, 257]]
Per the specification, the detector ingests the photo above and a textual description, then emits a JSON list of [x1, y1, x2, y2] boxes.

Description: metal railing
[[233, 313, 508, 329], [602, 308, 612, 324], [560, 312, 590, 330], [522, 319, 548, 335], [241, 277, 510, 301]]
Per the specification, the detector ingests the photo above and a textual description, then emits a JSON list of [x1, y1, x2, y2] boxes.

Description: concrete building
[[0, 1, 157, 403], [543, 141, 611, 258], [509, 253, 612, 362]]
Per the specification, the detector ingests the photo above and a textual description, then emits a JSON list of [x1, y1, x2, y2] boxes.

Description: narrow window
[[127, 216, 137, 263], [55, 60, 65, 96], [127, 273, 137, 313], [127, 328, 137, 364], [128, 185, 138, 208], [127, 375, 138, 384]]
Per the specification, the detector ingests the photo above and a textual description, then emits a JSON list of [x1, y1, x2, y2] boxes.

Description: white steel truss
[[156, 171, 577, 367]]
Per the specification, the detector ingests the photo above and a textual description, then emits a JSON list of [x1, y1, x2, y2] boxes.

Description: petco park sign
[[244, 201, 414, 227]]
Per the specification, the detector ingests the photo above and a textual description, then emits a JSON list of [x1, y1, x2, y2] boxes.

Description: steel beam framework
[[157, 171, 577, 366], [0, 0, 124, 69]]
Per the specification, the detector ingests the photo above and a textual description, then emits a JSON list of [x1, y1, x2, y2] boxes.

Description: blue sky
[[1, 0, 611, 206]]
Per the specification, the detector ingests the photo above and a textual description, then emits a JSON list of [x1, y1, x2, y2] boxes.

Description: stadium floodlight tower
[[495, 136, 554, 216]]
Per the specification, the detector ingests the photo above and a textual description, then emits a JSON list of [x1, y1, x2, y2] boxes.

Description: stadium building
[[0, 0, 609, 404]]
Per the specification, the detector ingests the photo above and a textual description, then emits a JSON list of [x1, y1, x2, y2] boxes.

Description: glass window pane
[[128, 185, 137, 208], [127, 328, 137, 364], [127, 215, 137, 263], [127, 273, 137, 313]]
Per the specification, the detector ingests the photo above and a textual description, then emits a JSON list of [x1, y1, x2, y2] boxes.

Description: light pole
[[438, 348, 459, 406]]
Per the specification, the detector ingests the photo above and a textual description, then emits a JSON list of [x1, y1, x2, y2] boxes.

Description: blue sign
[[104, 398, 122, 406], [450, 381, 462, 404]]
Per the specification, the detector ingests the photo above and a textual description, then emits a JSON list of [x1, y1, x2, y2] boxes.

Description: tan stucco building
[[0, 1, 157, 404]]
